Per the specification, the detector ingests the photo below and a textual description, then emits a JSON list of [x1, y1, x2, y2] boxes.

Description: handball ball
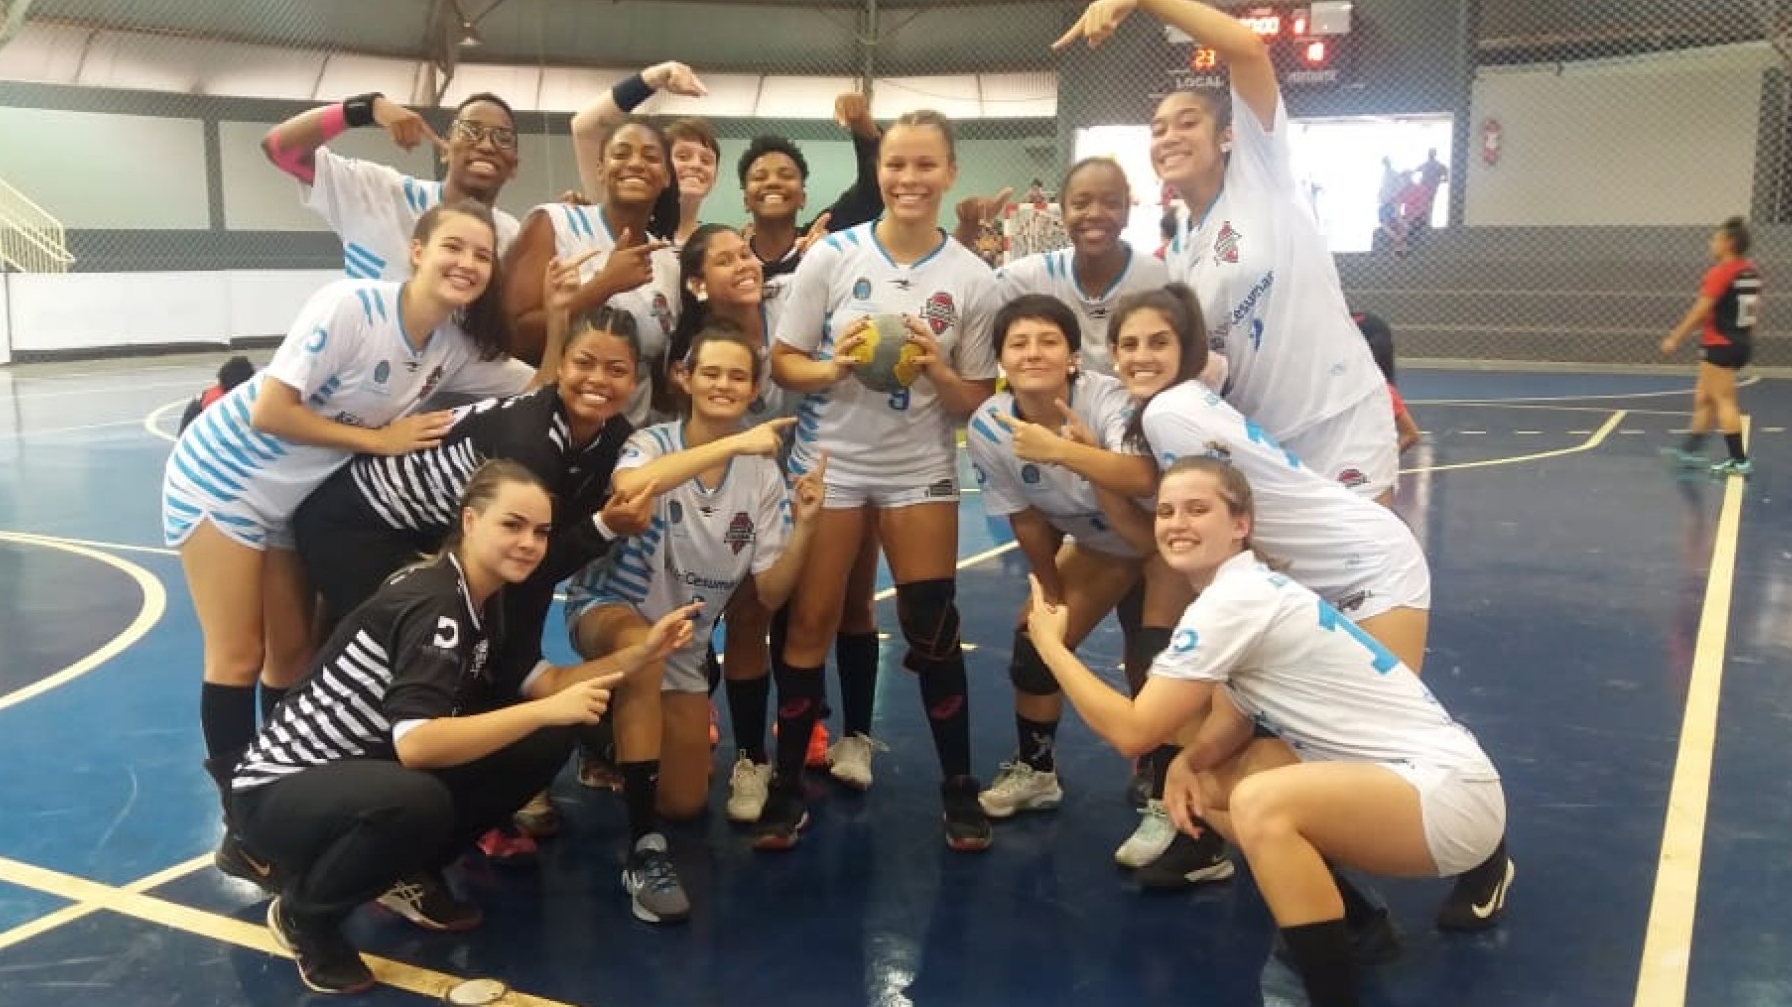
[[842, 314, 925, 394]]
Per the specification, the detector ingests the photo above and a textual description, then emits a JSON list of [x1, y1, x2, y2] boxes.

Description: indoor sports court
[[2, 0, 1790, 1005]]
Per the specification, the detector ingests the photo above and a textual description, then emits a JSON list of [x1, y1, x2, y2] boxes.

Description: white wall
[[5, 270, 337, 354], [1466, 43, 1776, 226], [0, 107, 210, 228]]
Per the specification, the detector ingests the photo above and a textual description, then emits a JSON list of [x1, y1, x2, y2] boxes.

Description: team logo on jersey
[[724, 512, 755, 554], [1021, 463, 1042, 485], [303, 327, 328, 353], [1088, 304, 1111, 320], [1213, 222, 1242, 265], [469, 638, 491, 681], [1337, 468, 1368, 489], [926, 478, 957, 498], [1171, 628, 1199, 653], [668, 500, 685, 524], [373, 360, 391, 385], [852, 277, 873, 300], [1335, 589, 1370, 613], [419, 365, 446, 402], [1202, 440, 1232, 462], [891, 277, 914, 291], [921, 292, 958, 335], [651, 292, 675, 336]]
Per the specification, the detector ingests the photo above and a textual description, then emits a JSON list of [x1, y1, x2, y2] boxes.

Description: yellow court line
[[0, 854, 211, 953], [0, 529, 177, 558], [1401, 410, 1627, 475], [0, 855, 582, 1006], [0, 532, 168, 713], [1632, 416, 1749, 1007]]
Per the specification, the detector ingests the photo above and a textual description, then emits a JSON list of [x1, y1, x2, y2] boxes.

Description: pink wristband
[[319, 102, 347, 141]]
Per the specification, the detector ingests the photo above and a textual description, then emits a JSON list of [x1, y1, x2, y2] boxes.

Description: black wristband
[[612, 73, 654, 113], [343, 92, 383, 129]]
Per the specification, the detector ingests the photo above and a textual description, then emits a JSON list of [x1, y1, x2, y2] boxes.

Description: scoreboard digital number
[[1166, 2, 1355, 90]]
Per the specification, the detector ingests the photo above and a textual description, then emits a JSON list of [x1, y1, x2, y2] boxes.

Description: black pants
[[233, 726, 574, 926], [292, 476, 436, 632]]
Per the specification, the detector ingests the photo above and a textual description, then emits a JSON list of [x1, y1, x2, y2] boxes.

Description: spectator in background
[[1415, 148, 1448, 220], [178, 356, 257, 434], [1376, 157, 1405, 248], [1026, 178, 1049, 204], [1156, 207, 1179, 261]]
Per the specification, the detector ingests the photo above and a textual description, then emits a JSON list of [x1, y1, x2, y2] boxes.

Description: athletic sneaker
[[511, 791, 561, 838], [1134, 830, 1234, 889], [267, 896, 375, 995], [725, 755, 773, 823], [753, 781, 809, 852], [827, 733, 883, 790], [1662, 447, 1708, 468], [1114, 800, 1178, 868], [978, 761, 1064, 818], [475, 827, 539, 867], [376, 871, 483, 932], [1711, 457, 1754, 478], [1436, 843, 1514, 931], [942, 775, 993, 852], [214, 831, 281, 897], [622, 833, 691, 924]]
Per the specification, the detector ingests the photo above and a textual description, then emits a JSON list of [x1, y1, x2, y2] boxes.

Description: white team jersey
[[534, 203, 681, 426], [744, 294, 798, 426], [304, 147, 521, 280], [1164, 87, 1383, 444], [165, 279, 533, 524], [966, 372, 1142, 558], [776, 222, 999, 481], [566, 422, 792, 677], [1152, 552, 1495, 777], [994, 246, 1168, 377], [1142, 381, 1423, 609]]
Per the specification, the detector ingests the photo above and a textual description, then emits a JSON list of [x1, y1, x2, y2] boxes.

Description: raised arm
[[609, 419, 796, 498], [751, 459, 826, 610], [571, 61, 708, 199], [1056, 0, 1277, 128], [262, 94, 443, 185]]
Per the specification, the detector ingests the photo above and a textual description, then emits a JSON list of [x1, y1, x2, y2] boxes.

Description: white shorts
[[162, 470, 293, 551], [1285, 394, 1399, 501], [1382, 761, 1506, 877], [818, 461, 960, 510], [659, 647, 711, 694], [1324, 532, 1431, 622]]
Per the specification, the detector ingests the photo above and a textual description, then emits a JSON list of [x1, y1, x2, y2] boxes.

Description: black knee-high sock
[[1280, 919, 1361, 1007], [257, 683, 288, 724], [620, 761, 660, 843], [835, 631, 879, 737], [916, 655, 973, 779], [1725, 431, 1748, 461], [201, 683, 259, 761], [1144, 744, 1180, 800], [1331, 868, 1381, 926], [1124, 627, 1173, 697], [1017, 715, 1059, 772], [772, 660, 825, 784], [725, 675, 771, 763]]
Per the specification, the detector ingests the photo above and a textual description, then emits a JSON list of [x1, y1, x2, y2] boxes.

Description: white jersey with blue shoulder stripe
[[565, 422, 792, 679], [303, 147, 520, 280], [775, 222, 999, 482], [163, 279, 532, 546], [966, 371, 1143, 558], [533, 203, 681, 426], [994, 245, 1168, 377]]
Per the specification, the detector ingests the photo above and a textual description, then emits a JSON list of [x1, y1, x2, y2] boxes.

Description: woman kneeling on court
[[566, 324, 823, 924], [1026, 457, 1505, 1007], [231, 461, 693, 995]]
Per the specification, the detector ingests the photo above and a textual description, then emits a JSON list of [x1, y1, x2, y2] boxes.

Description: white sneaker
[[978, 761, 1064, 818], [1114, 800, 1178, 868], [827, 733, 882, 790], [725, 755, 772, 823]]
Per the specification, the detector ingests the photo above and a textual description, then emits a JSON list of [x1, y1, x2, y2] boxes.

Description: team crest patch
[[668, 499, 684, 524], [1213, 221, 1242, 265], [1337, 468, 1368, 488], [419, 365, 447, 402], [651, 292, 674, 336], [724, 511, 755, 554], [1021, 463, 1042, 484], [373, 360, 391, 385], [921, 292, 958, 335], [852, 277, 873, 300]]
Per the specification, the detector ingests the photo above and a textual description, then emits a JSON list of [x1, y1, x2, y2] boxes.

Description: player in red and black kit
[[1662, 217, 1761, 477]]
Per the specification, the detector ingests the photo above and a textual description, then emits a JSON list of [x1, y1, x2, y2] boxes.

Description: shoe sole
[[1137, 860, 1237, 889], [374, 897, 484, 933], [1114, 844, 1177, 869], [622, 874, 692, 925], [751, 812, 810, 851], [725, 802, 768, 824], [828, 770, 873, 791], [978, 791, 1064, 819], [945, 831, 994, 852]]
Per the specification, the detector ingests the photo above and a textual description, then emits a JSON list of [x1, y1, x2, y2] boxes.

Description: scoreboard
[[1164, 2, 1356, 90]]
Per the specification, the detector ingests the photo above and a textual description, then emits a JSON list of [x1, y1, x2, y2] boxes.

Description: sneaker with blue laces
[[622, 833, 691, 924]]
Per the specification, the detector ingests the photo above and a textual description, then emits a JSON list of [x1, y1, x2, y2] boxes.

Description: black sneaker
[[623, 833, 692, 924], [375, 871, 483, 932], [1135, 829, 1235, 889], [266, 896, 375, 995], [752, 781, 809, 852], [214, 831, 281, 897], [942, 776, 992, 852], [1436, 842, 1514, 931]]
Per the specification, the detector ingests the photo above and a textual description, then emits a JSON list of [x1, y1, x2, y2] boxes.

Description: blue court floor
[[1, 355, 1788, 1007]]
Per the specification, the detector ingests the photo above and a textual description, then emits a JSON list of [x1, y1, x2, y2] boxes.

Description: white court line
[[0, 532, 168, 713], [3, 417, 163, 438], [143, 398, 186, 444], [5, 379, 206, 401], [1401, 411, 1626, 475], [1410, 375, 1755, 407], [1631, 418, 1749, 1007], [0, 530, 176, 558]]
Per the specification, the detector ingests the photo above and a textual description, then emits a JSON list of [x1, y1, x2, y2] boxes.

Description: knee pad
[[1008, 630, 1059, 697], [896, 578, 961, 671]]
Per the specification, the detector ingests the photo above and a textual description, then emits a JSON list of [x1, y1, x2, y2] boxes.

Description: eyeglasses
[[450, 119, 518, 151]]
